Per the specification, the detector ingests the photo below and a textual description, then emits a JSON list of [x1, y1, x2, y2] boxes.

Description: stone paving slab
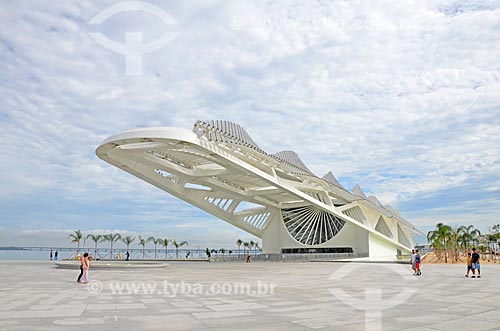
[[0, 261, 499, 330]]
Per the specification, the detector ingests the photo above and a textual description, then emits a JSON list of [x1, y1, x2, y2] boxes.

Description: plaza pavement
[[0, 260, 499, 331]]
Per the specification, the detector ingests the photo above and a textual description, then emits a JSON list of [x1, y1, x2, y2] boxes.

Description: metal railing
[[210, 252, 369, 262]]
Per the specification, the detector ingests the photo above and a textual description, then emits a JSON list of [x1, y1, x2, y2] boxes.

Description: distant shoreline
[[0, 246, 86, 251]]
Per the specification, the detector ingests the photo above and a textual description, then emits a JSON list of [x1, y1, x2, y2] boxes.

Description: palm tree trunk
[[444, 239, 448, 263]]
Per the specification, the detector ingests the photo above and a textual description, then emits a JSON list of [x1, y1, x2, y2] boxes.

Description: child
[[465, 252, 472, 277], [415, 250, 421, 276], [411, 249, 416, 275]]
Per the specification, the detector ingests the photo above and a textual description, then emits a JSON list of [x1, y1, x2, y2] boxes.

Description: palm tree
[[457, 229, 469, 253], [160, 238, 172, 258], [427, 223, 452, 263], [486, 233, 497, 261], [68, 230, 83, 255], [86, 234, 102, 258], [219, 248, 225, 258], [254, 242, 260, 255], [103, 233, 122, 258], [448, 227, 460, 263], [236, 239, 243, 256], [122, 235, 136, 252], [495, 227, 500, 263], [147, 237, 160, 259], [471, 228, 482, 248], [478, 234, 488, 256], [243, 241, 249, 255], [491, 224, 500, 262], [138, 235, 147, 259], [458, 225, 481, 253], [249, 240, 255, 255], [173, 240, 188, 258]]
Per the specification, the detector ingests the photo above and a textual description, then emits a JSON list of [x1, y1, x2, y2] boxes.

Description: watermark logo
[[88, 1, 178, 75], [228, 15, 428, 33], [228, 16, 246, 31], [88, 280, 103, 294], [328, 264, 417, 331], [87, 280, 276, 298]]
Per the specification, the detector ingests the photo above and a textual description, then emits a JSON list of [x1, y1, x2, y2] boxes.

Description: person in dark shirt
[[471, 248, 481, 278], [77, 254, 84, 283]]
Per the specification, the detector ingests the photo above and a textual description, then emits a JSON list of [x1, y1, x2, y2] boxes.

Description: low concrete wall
[[55, 261, 169, 269], [210, 252, 369, 262]]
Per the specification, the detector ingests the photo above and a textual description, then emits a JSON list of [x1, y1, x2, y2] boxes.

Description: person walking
[[80, 253, 90, 284], [54, 251, 58, 260], [415, 250, 422, 276], [471, 248, 481, 278], [206, 248, 211, 262], [465, 252, 472, 277], [76, 252, 85, 283], [125, 251, 130, 261], [410, 249, 417, 275], [50, 249, 53, 260]]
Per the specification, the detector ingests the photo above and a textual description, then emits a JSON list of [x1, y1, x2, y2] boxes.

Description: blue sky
[[1, 0, 499, 249]]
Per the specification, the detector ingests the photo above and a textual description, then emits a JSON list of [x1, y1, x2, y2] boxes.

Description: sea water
[[0, 250, 75, 261]]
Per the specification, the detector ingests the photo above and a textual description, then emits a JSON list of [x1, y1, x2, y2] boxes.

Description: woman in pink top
[[80, 252, 90, 284]]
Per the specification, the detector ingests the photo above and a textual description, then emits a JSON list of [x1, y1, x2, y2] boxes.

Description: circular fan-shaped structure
[[281, 206, 346, 245]]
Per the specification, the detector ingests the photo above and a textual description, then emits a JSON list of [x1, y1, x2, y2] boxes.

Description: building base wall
[[368, 232, 399, 260]]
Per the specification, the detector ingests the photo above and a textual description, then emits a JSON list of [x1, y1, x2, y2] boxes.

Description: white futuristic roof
[[96, 120, 421, 252]]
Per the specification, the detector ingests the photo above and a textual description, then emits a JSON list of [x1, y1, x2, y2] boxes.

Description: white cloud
[[0, 0, 499, 246]]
